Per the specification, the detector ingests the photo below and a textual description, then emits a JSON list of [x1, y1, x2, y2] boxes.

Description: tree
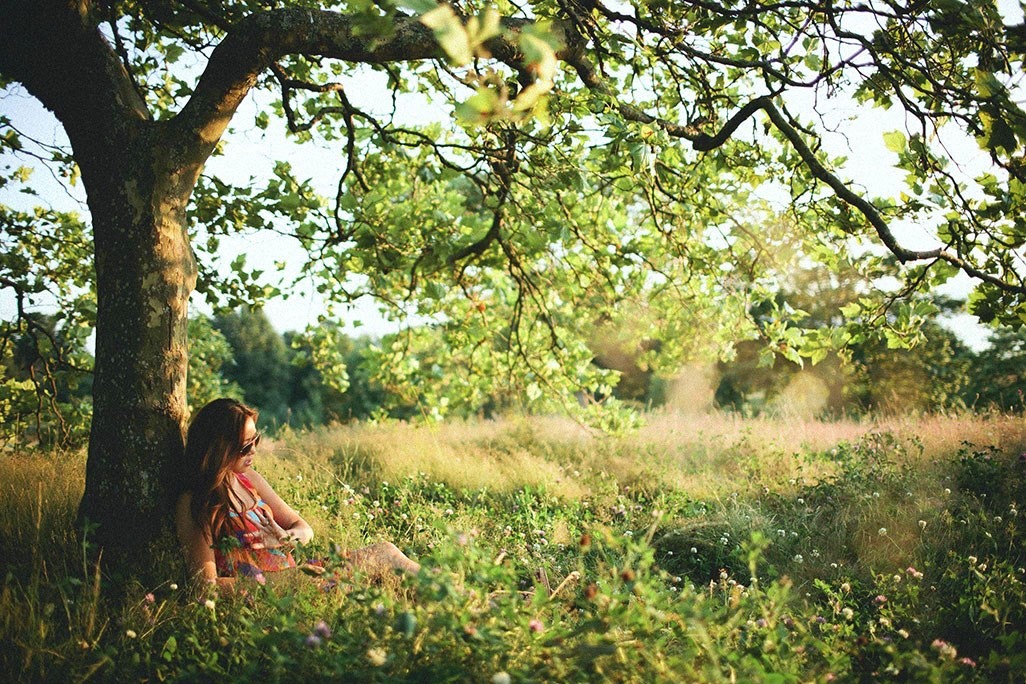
[[213, 307, 292, 426], [963, 326, 1026, 411], [1, 0, 1024, 562]]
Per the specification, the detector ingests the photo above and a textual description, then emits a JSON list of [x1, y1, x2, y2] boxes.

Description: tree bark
[[77, 127, 197, 557]]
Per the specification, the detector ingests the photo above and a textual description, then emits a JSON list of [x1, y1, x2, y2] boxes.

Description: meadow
[[2, 411, 1025, 682]]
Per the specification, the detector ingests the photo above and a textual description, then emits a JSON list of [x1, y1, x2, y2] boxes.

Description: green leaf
[[421, 5, 472, 65], [882, 130, 906, 154]]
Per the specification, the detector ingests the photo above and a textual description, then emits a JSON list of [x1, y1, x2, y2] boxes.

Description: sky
[[3, 3, 1025, 351]]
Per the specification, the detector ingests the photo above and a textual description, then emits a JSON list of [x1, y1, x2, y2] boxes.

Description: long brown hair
[[183, 398, 258, 540]]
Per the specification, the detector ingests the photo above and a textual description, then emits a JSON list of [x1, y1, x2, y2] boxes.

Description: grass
[[2, 411, 1026, 682]]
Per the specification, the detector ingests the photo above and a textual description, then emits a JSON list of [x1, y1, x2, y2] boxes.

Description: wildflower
[[872, 491, 880, 498], [444, 508, 454, 516], [842, 607, 854, 620], [144, 593, 155, 604], [125, 629, 137, 639], [169, 583, 179, 591], [755, 618, 768, 628], [314, 620, 332, 640], [874, 595, 887, 605], [366, 647, 388, 666], [203, 599, 216, 610], [906, 566, 924, 580], [878, 617, 891, 627], [306, 634, 323, 648], [931, 639, 958, 660], [840, 582, 851, 592], [878, 527, 887, 536], [918, 520, 927, 530], [958, 657, 977, 667], [690, 547, 698, 554], [898, 629, 910, 639], [944, 488, 951, 495], [794, 554, 804, 563], [529, 619, 544, 633], [995, 516, 1003, 523], [968, 556, 978, 565], [492, 673, 512, 684], [797, 498, 805, 505]]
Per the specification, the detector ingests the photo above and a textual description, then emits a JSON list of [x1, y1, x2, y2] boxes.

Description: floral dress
[[214, 472, 296, 579]]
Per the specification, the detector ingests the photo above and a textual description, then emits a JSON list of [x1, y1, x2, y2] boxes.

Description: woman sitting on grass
[[175, 398, 419, 590]]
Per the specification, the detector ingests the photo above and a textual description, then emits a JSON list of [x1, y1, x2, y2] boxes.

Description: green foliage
[[213, 307, 293, 428], [186, 315, 244, 412], [961, 326, 1026, 412]]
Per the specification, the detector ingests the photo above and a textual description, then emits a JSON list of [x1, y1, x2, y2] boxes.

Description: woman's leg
[[348, 541, 420, 576]]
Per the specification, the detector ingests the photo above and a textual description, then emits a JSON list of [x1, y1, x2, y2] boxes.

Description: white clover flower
[[690, 547, 698, 554], [898, 629, 910, 639], [794, 554, 804, 563], [944, 488, 952, 495], [878, 527, 888, 536], [995, 516, 1003, 523], [204, 599, 216, 610], [842, 607, 854, 620], [797, 498, 805, 505], [169, 583, 178, 591], [366, 647, 388, 666], [918, 520, 927, 530], [125, 629, 137, 639]]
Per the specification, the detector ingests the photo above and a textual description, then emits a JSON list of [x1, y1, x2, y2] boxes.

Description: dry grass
[[266, 411, 1026, 505]]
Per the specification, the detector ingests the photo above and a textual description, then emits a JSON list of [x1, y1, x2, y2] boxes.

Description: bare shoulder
[[244, 469, 280, 499], [243, 468, 273, 490]]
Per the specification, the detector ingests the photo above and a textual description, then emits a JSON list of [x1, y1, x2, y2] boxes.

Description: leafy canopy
[[2, 0, 1026, 425]]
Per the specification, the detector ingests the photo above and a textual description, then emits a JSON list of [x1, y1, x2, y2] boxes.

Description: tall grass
[[2, 412, 1025, 682]]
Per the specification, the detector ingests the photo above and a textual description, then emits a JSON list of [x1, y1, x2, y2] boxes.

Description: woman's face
[[231, 416, 260, 473]]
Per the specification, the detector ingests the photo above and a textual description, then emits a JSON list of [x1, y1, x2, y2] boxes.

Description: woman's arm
[[244, 469, 314, 545], [175, 492, 234, 590]]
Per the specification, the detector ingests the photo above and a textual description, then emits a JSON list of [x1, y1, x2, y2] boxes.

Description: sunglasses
[[239, 432, 262, 456]]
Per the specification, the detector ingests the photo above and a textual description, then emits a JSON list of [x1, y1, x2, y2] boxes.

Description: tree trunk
[[76, 126, 197, 561]]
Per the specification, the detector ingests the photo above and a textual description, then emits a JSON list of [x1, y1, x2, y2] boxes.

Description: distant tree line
[[3, 303, 1026, 450]]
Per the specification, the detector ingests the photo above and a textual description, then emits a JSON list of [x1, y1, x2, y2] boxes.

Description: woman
[[175, 398, 418, 589]]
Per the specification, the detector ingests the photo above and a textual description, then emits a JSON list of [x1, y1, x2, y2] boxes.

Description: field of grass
[[2, 411, 1026, 682]]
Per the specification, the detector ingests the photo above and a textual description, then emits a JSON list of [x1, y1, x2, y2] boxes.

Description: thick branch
[[0, 0, 150, 159]]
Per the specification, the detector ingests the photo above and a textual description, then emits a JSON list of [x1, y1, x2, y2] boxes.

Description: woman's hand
[[244, 509, 294, 550]]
